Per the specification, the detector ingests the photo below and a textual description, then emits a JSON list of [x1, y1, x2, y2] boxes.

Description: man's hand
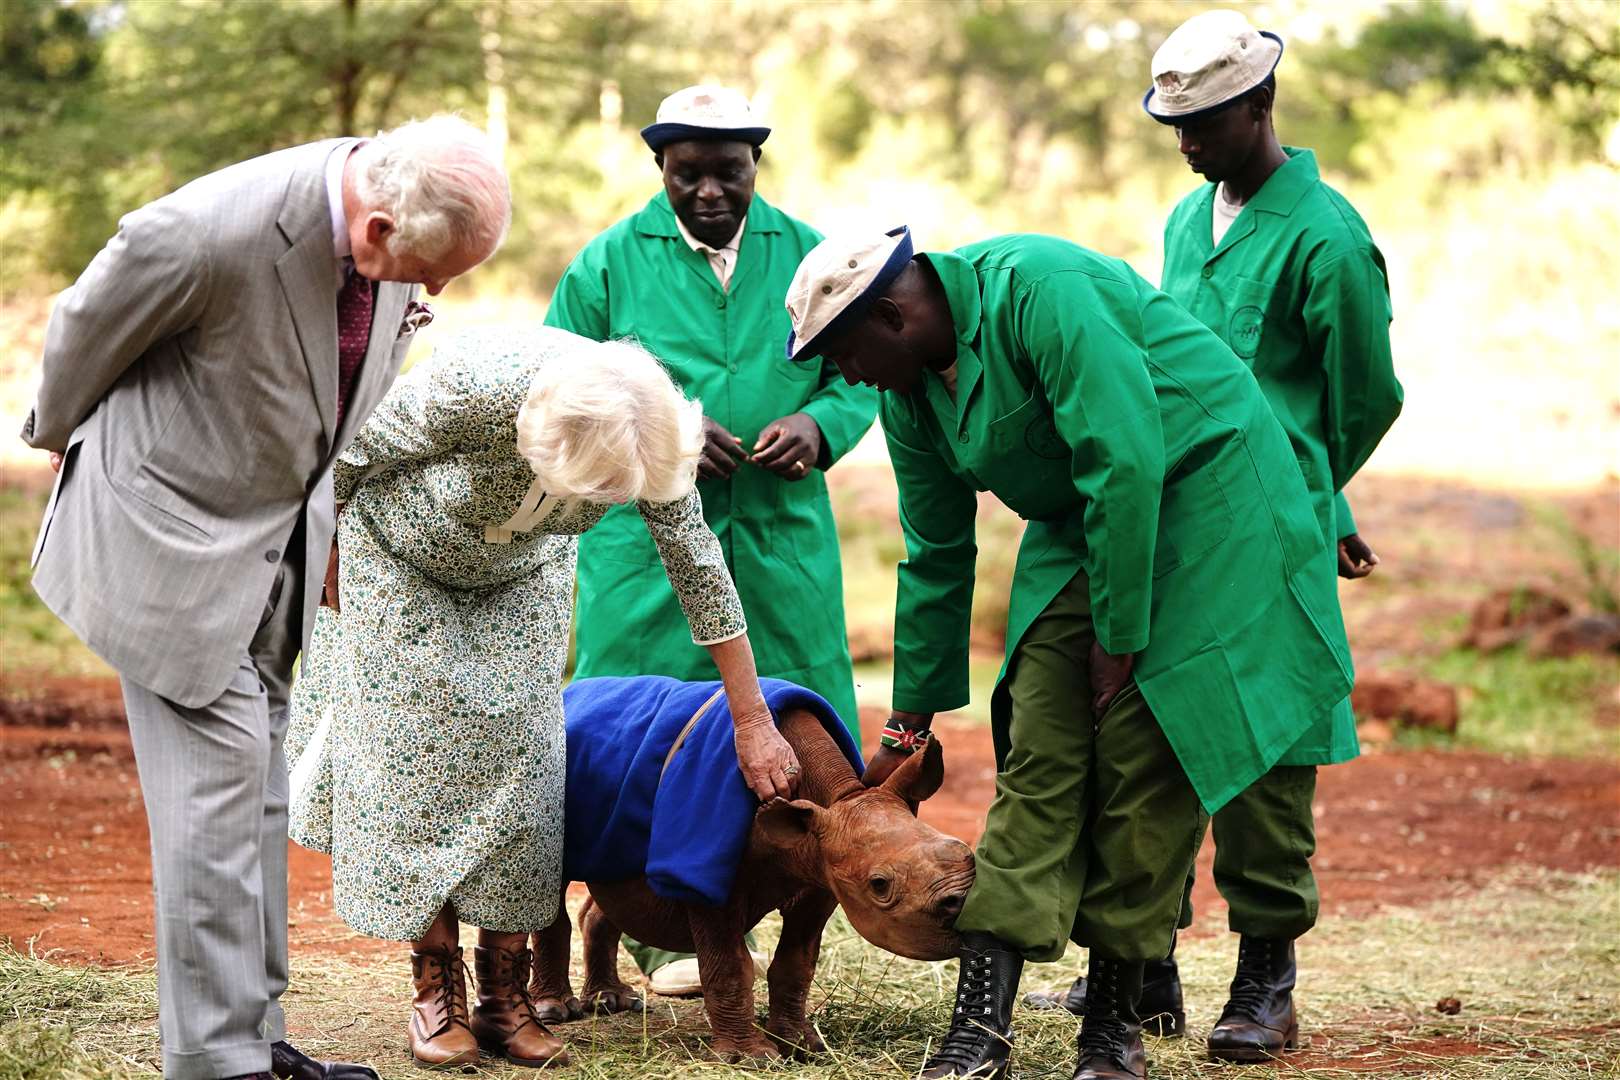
[[862, 745, 910, 788], [698, 416, 748, 480], [750, 412, 823, 482], [48, 452, 63, 474], [319, 539, 340, 613], [1337, 533, 1380, 579], [862, 709, 934, 787], [1089, 642, 1136, 717]]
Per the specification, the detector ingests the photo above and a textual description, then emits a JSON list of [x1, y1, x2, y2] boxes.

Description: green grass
[[3, 870, 1616, 1078], [1396, 646, 1619, 759], [0, 483, 107, 679]]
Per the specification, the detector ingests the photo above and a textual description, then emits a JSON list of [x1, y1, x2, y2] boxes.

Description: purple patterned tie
[[335, 266, 375, 431]]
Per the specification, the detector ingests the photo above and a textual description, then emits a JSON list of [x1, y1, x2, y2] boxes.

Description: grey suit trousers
[[121, 549, 305, 1080]]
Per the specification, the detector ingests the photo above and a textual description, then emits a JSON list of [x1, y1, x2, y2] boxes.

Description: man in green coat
[[544, 85, 876, 992], [1023, 13, 1405, 1063], [787, 226, 1352, 1080]]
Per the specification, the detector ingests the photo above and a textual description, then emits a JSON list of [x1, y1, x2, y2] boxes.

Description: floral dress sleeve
[[636, 491, 747, 646], [332, 351, 482, 504]]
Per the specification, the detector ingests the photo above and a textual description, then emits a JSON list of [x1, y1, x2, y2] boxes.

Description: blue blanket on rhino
[[561, 676, 864, 906]]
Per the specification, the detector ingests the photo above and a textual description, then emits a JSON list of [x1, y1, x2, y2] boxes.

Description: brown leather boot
[[471, 943, 569, 1068], [409, 946, 478, 1067]]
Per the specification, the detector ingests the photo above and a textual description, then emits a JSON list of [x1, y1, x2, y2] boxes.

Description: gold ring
[[794, 460, 807, 473], [784, 765, 800, 776]]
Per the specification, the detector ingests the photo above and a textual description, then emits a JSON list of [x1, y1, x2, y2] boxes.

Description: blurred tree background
[[2, 0, 1616, 296]]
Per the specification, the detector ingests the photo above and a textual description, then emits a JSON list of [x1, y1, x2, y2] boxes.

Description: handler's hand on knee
[[734, 719, 800, 801], [1089, 642, 1137, 717]]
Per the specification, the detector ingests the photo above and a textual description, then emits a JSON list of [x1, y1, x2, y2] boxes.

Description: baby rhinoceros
[[529, 676, 975, 1062]]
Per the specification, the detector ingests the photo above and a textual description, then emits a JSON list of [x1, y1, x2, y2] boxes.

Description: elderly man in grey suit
[[21, 116, 510, 1080]]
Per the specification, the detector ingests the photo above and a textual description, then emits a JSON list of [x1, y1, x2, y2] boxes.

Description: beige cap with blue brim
[[785, 226, 914, 362], [1144, 10, 1284, 124], [642, 84, 771, 152]]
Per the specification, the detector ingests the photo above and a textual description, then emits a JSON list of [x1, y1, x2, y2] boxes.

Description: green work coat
[[544, 192, 876, 730], [885, 235, 1353, 813], [1161, 148, 1403, 765]]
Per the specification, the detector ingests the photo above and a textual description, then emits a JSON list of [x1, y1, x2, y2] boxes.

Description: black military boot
[[1138, 935, 1186, 1037], [1207, 936, 1299, 1063], [1071, 956, 1145, 1080], [921, 932, 1024, 1079], [1026, 936, 1186, 1038]]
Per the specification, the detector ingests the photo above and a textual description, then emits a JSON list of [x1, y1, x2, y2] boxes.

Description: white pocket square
[[399, 301, 435, 338]]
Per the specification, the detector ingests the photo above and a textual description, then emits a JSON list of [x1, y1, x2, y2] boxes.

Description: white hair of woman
[[517, 338, 704, 505], [357, 115, 512, 260]]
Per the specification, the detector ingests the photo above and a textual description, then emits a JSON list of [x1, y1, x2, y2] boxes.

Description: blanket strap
[[658, 687, 727, 786]]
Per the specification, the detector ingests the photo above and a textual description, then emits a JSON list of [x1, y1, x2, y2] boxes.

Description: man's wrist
[[880, 713, 933, 754]]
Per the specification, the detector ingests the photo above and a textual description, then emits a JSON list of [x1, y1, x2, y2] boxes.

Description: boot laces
[[420, 949, 471, 1037], [479, 946, 548, 1032], [927, 952, 1008, 1070], [1225, 938, 1275, 1021], [1078, 963, 1130, 1066]]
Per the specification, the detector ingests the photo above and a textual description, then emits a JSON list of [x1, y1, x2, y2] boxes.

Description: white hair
[[356, 115, 512, 260], [516, 338, 704, 505]]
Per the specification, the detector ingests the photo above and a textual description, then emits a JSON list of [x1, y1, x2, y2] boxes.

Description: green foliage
[[1400, 647, 1617, 759], [0, 482, 108, 678], [3, 0, 1614, 291], [1532, 504, 1620, 615]]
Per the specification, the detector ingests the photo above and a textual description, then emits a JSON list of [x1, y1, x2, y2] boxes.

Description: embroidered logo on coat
[[1024, 416, 1068, 460], [1230, 305, 1265, 358]]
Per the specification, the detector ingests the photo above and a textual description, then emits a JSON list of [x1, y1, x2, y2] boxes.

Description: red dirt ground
[[2, 676, 1617, 966]]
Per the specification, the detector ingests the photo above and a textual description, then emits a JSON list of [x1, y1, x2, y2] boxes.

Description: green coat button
[[1201, 265, 1213, 279], [958, 431, 969, 443], [728, 362, 739, 373], [715, 294, 727, 308]]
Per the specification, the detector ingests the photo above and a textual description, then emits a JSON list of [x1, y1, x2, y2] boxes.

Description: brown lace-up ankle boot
[[471, 943, 569, 1068], [409, 946, 478, 1067]]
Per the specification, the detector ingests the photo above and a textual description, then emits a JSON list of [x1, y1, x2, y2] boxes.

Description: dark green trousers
[[956, 572, 1206, 963], [1177, 764, 1319, 939]]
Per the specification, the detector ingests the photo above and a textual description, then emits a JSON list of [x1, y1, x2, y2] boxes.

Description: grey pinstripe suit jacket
[[24, 140, 420, 707]]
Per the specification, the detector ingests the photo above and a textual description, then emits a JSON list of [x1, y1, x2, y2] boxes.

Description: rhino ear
[[882, 736, 945, 807], [755, 798, 823, 853]]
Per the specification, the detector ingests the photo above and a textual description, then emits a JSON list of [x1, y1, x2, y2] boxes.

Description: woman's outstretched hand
[[733, 712, 801, 802]]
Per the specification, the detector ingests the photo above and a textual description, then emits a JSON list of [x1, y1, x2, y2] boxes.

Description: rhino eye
[[869, 875, 891, 898]]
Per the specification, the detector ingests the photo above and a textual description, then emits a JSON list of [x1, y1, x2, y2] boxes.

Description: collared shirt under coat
[[543, 191, 876, 730], [1160, 147, 1403, 765]]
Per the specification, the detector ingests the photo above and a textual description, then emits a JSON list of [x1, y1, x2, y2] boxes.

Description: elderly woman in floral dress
[[285, 327, 800, 1069]]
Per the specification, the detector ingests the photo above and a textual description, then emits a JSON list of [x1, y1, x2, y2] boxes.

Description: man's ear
[[1248, 85, 1274, 120], [653, 151, 665, 170], [755, 798, 823, 852], [882, 736, 945, 809], [364, 211, 395, 248], [872, 296, 904, 334]]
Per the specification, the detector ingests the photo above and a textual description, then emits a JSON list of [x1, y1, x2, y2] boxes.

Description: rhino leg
[[689, 901, 780, 1062], [580, 892, 645, 1015], [764, 888, 837, 1057], [528, 898, 585, 1023]]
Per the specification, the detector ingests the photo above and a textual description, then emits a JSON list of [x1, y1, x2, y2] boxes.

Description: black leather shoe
[[1027, 936, 1186, 1038], [1071, 956, 1146, 1080], [269, 1041, 380, 1080], [1206, 936, 1299, 1063], [921, 932, 1024, 1079]]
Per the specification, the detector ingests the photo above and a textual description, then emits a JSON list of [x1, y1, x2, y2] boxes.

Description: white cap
[[785, 227, 914, 361], [1143, 10, 1283, 122], [641, 84, 771, 152]]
